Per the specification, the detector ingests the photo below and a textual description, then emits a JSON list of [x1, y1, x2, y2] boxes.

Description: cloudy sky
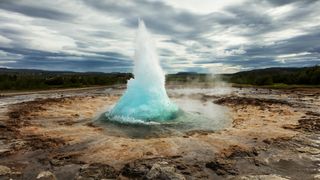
[[0, 0, 319, 73]]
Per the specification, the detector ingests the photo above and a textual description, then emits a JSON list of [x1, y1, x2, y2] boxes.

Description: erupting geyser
[[107, 20, 179, 122]]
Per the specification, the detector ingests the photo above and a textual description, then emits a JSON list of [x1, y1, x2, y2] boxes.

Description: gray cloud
[[0, 0, 319, 73], [0, 0, 75, 21], [82, 0, 207, 39], [263, 0, 317, 6]]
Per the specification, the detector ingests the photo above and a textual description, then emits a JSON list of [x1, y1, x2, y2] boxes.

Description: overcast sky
[[0, 0, 319, 73]]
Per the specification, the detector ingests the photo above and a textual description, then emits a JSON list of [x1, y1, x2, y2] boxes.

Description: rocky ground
[[0, 86, 319, 180]]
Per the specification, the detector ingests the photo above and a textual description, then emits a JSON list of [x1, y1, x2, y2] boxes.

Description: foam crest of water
[[107, 20, 179, 121]]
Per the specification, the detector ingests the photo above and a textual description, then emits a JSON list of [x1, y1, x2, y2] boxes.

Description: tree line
[[223, 65, 320, 85], [0, 65, 319, 91], [0, 69, 132, 90]]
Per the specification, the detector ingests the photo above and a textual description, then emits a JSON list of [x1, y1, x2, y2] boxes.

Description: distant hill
[[227, 67, 302, 76], [222, 66, 320, 85]]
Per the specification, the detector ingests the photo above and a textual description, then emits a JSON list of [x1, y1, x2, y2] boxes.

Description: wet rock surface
[[76, 163, 118, 179], [0, 87, 319, 179], [214, 96, 291, 107], [36, 171, 56, 180]]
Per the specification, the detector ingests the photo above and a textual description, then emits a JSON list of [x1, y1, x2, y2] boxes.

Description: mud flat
[[0, 86, 319, 179]]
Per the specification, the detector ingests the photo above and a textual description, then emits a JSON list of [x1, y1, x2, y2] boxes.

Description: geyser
[[107, 20, 179, 122]]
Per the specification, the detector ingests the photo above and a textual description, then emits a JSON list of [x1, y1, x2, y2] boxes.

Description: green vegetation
[[0, 66, 319, 91], [223, 66, 320, 86], [166, 72, 210, 83], [166, 66, 320, 87], [0, 68, 132, 91]]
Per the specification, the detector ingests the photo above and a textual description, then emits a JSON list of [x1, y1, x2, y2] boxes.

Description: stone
[[77, 163, 118, 179], [36, 171, 56, 180], [0, 165, 11, 176], [296, 146, 320, 155], [146, 162, 185, 180], [314, 174, 320, 180], [236, 175, 289, 180]]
